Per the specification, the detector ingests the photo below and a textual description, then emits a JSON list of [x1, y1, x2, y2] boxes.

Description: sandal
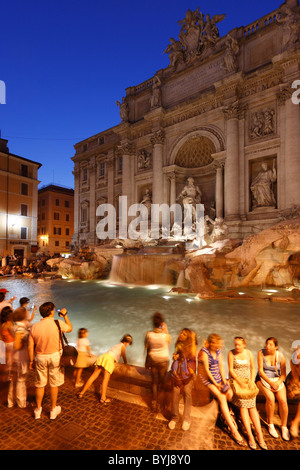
[[100, 398, 112, 405], [76, 393, 84, 399]]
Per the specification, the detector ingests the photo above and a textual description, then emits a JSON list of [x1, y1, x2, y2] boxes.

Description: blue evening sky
[[1, 0, 279, 189]]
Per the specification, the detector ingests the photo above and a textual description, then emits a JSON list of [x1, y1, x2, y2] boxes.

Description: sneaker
[[268, 424, 278, 438], [182, 421, 190, 431], [168, 420, 176, 430], [50, 406, 61, 420], [281, 426, 290, 441], [34, 407, 42, 419]]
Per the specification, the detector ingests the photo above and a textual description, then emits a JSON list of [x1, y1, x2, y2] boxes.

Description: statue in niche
[[150, 76, 162, 109], [140, 189, 152, 220], [250, 161, 277, 209], [116, 97, 129, 122], [137, 149, 151, 170], [223, 35, 239, 73], [176, 177, 202, 226]]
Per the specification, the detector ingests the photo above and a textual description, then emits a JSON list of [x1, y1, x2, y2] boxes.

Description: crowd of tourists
[[0, 288, 299, 450], [0, 255, 54, 277]]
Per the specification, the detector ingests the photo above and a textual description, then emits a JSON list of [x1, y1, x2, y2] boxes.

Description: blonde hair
[[204, 333, 222, 349]]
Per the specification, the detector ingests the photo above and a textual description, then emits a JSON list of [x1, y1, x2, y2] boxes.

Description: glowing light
[[162, 296, 171, 300], [185, 298, 193, 303]]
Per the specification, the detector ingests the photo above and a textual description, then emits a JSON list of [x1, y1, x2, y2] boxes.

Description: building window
[[54, 212, 60, 220], [66, 241, 69, 247], [118, 156, 123, 172], [55, 241, 59, 247], [42, 199, 45, 206], [66, 214, 70, 221], [55, 199, 60, 206], [65, 200, 70, 208], [53, 227, 61, 235], [21, 164, 28, 177], [66, 228, 70, 236], [41, 212, 45, 220], [21, 183, 28, 196], [82, 168, 88, 182], [81, 207, 88, 223], [20, 227, 27, 240], [99, 162, 105, 177], [21, 204, 28, 216]]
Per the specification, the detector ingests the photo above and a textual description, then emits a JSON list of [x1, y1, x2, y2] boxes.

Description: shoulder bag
[[55, 320, 78, 367]]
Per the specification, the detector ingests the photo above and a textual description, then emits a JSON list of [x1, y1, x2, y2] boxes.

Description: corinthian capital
[[150, 129, 165, 146], [222, 100, 247, 120], [117, 142, 136, 156]]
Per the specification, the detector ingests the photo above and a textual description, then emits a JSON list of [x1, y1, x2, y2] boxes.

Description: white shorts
[[34, 351, 64, 388]]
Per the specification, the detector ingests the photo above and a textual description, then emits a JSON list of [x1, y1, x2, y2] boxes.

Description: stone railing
[[239, 8, 282, 38]]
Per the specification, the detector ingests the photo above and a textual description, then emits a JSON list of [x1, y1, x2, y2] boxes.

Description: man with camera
[[28, 302, 72, 420]]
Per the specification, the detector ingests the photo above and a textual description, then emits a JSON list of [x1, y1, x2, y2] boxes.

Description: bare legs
[[240, 407, 267, 447], [78, 367, 111, 402]]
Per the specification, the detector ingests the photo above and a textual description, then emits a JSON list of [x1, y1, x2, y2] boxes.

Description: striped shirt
[[199, 347, 222, 386]]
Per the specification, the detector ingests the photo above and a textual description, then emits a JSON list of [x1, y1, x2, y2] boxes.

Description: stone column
[[72, 166, 80, 247], [279, 85, 300, 207], [214, 161, 224, 219], [223, 102, 245, 220], [120, 142, 135, 207], [106, 153, 115, 206], [169, 173, 176, 206], [150, 130, 165, 205], [88, 158, 96, 245]]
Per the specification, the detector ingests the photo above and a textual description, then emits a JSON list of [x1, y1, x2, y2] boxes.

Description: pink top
[[29, 317, 71, 355]]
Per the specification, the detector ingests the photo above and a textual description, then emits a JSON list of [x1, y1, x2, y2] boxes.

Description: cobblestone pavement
[[0, 367, 299, 455]]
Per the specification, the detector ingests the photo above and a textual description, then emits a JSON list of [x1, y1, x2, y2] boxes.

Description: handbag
[[285, 371, 300, 400], [230, 378, 259, 399], [55, 320, 78, 367]]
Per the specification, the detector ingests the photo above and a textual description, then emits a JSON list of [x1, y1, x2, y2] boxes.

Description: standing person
[[256, 337, 289, 441], [228, 337, 267, 450], [0, 306, 15, 382], [19, 297, 36, 323], [144, 312, 171, 412], [8, 307, 30, 408], [286, 348, 300, 438], [168, 328, 197, 431], [77, 334, 133, 404], [73, 328, 92, 388], [198, 333, 246, 447], [0, 289, 16, 313], [28, 302, 72, 420]]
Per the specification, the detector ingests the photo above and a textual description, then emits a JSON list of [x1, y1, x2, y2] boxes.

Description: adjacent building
[[37, 184, 74, 256], [72, 0, 300, 247], [0, 137, 42, 259]]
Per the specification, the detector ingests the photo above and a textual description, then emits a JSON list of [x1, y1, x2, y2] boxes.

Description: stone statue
[[176, 177, 202, 226], [250, 109, 275, 139], [223, 35, 239, 73], [251, 161, 277, 209], [137, 150, 151, 170], [164, 38, 184, 69], [277, 6, 300, 48], [116, 97, 129, 122], [203, 14, 225, 46], [150, 76, 162, 109], [140, 189, 152, 220]]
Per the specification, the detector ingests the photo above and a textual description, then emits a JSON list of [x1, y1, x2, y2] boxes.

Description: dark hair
[[20, 297, 30, 306], [78, 328, 87, 338], [13, 307, 27, 322], [0, 293, 5, 303], [0, 306, 13, 323], [39, 302, 55, 318], [266, 337, 278, 347], [152, 312, 164, 328], [121, 334, 133, 345]]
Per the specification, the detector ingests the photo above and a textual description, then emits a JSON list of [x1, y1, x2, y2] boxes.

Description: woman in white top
[[73, 328, 92, 388], [228, 337, 267, 450], [144, 312, 171, 412], [77, 334, 132, 405]]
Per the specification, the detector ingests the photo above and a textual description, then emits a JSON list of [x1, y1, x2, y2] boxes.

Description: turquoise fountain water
[[0, 277, 298, 373]]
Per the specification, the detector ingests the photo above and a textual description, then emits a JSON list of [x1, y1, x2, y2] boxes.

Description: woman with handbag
[[198, 333, 246, 447], [228, 337, 267, 450], [256, 337, 289, 441]]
